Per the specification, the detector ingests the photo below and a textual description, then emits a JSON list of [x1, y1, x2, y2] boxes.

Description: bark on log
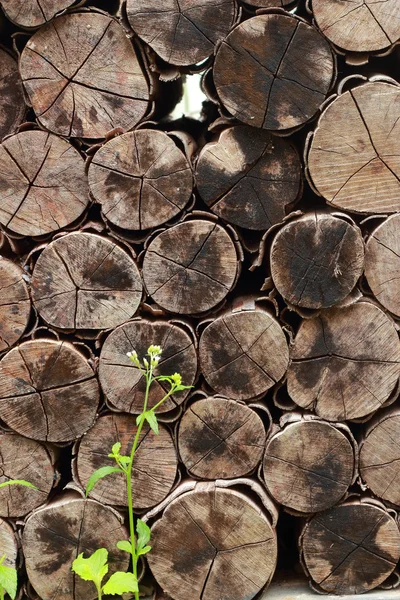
[[213, 13, 335, 131], [0, 130, 89, 236], [19, 12, 150, 138], [0, 518, 17, 570], [0, 339, 99, 442], [307, 81, 400, 213], [195, 125, 302, 230], [270, 213, 365, 309], [199, 308, 289, 401], [178, 396, 266, 479], [0, 0, 79, 28], [0, 258, 31, 353], [142, 220, 239, 315], [125, 0, 237, 67], [88, 130, 193, 231], [287, 301, 400, 421], [23, 496, 130, 600], [300, 499, 400, 594], [0, 48, 25, 141], [31, 232, 143, 331], [99, 318, 197, 414], [365, 214, 400, 318]]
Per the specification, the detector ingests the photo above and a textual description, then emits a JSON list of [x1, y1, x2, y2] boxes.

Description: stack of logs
[[0, 0, 399, 599]]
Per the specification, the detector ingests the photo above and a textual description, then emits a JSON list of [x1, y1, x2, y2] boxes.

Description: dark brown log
[[23, 496, 130, 600], [0, 0, 78, 28], [0, 518, 17, 570], [88, 130, 193, 231], [287, 301, 400, 421], [263, 419, 356, 513], [178, 396, 266, 479], [307, 81, 400, 214], [31, 232, 143, 331], [0, 48, 26, 140], [199, 308, 289, 401], [365, 214, 400, 317], [76, 413, 177, 509], [99, 318, 197, 414], [0, 258, 31, 353], [142, 220, 239, 315], [0, 339, 99, 442], [19, 12, 150, 138], [244, 0, 294, 6], [0, 130, 89, 236], [125, 0, 237, 67], [195, 125, 302, 230], [213, 13, 335, 131], [270, 213, 365, 309], [300, 499, 400, 594]]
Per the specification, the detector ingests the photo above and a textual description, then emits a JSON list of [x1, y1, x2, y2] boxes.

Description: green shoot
[[0, 555, 17, 600], [0, 480, 38, 490]]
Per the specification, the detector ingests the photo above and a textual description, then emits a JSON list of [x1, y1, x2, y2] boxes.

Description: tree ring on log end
[[32, 232, 142, 331], [0, 258, 31, 352], [287, 302, 400, 421], [196, 126, 302, 230], [270, 213, 365, 309], [199, 310, 289, 401], [0, 339, 99, 442], [89, 130, 193, 231], [99, 319, 197, 414], [0, 48, 25, 140], [142, 220, 239, 315], [20, 12, 150, 138], [0, 0, 79, 28], [213, 14, 335, 131], [308, 82, 400, 214]]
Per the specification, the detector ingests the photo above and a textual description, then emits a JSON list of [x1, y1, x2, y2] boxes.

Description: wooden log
[[199, 308, 289, 401], [307, 81, 400, 214], [99, 318, 197, 414], [19, 12, 150, 138], [23, 495, 130, 600], [177, 396, 266, 479], [0, 130, 89, 236], [142, 219, 239, 315], [300, 499, 400, 594], [195, 125, 302, 230], [270, 213, 365, 309], [0, 258, 31, 353], [365, 214, 400, 318], [287, 301, 400, 421], [31, 232, 143, 331], [0, 518, 17, 571], [0, 0, 79, 28], [125, 0, 237, 67], [88, 129, 193, 231], [213, 13, 335, 131], [75, 413, 177, 509], [0, 339, 99, 442], [0, 48, 26, 141], [243, 0, 294, 6]]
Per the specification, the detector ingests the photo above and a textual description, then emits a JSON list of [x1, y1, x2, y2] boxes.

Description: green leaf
[[174, 384, 193, 392], [85, 466, 122, 496], [117, 456, 130, 466], [143, 411, 159, 435], [136, 519, 151, 553], [0, 479, 38, 490], [155, 375, 174, 382], [102, 571, 138, 595], [0, 564, 17, 600], [72, 549, 108, 589], [111, 442, 121, 456], [135, 414, 142, 427], [137, 545, 151, 557], [116, 540, 132, 554]]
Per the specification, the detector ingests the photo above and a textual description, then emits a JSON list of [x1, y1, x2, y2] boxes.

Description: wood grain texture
[[0, 518, 17, 571], [148, 487, 277, 600], [213, 14, 334, 131], [89, 130, 193, 230], [142, 220, 238, 314], [270, 213, 365, 309], [32, 232, 142, 330], [99, 319, 197, 414], [20, 12, 150, 138], [244, 0, 293, 6], [0, 130, 89, 236], [199, 309, 289, 401], [308, 82, 400, 213], [0, 258, 31, 353], [196, 126, 301, 230], [0, 0, 77, 28], [0, 339, 99, 442], [125, 0, 237, 67], [287, 302, 400, 421], [0, 49, 25, 140]]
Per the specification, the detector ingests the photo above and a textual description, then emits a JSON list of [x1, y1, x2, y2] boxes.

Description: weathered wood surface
[[0, 339, 99, 442], [244, 0, 294, 6], [0, 518, 17, 570], [31, 232, 142, 330], [0, 130, 89, 236], [20, 12, 150, 138], [213, 13, 334, 131], [287, 301, 400, 421], [89, 129, 193, 231], [0, 258, 31, 353], [0, 0, 78, 28], [99, 319, 197, 414], [307, 81, 400, 213], [196, 126, 302, 230], [0, 48, 25, 140]]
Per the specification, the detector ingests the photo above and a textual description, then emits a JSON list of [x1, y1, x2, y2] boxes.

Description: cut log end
[[0, 518, 17, 569], [1, 0, 79, 28], [0, 49, 26, 140], [0, 258, 31, 352]]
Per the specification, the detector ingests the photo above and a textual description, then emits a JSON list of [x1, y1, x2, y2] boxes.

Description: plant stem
[[0, 585, 4, 600], [97, 583, 102, 600]]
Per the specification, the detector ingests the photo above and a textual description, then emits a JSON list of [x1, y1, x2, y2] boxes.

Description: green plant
[[72, 345, 191, 600]]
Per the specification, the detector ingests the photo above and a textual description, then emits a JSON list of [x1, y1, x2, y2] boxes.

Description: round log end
[[0, 258, 31, 353], [1, 0, 79, 28], [0, 48, 26, 140]]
